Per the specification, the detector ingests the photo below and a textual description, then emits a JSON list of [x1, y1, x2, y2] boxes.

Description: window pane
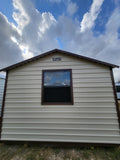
[[43, 86, 71, 103], [116, 86, 120, 92], [44, 71, 70, 86]]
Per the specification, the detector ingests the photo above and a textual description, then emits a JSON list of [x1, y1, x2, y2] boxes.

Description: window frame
[[41, 69, 74, 105]]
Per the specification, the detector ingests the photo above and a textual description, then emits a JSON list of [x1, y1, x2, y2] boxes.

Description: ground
[[0, 143, 120, 160]]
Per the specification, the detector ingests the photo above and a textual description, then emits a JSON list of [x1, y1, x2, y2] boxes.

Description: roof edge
[[0, 49, 119, 72]]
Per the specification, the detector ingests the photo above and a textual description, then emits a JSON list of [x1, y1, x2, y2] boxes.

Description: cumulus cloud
[[12, 0, 30, 33], [67, 1, 78, 16], [0, 12, 23, 68], [0, 0, 120, 82], [80, 0, 104, 32], [12, 0, 58, 55]]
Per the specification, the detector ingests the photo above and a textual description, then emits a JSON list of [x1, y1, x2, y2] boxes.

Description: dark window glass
[[42, 70, 73, 104], [116, 86, 120, 92]]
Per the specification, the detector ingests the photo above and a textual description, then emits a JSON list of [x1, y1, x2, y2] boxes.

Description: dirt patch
[[0, 143, 120, 160]]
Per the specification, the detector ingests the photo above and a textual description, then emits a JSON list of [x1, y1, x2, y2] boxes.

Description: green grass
[[0, 143, 120, 160]]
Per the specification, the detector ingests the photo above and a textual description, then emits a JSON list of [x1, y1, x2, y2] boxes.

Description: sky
[[0, 0, 120, 81]]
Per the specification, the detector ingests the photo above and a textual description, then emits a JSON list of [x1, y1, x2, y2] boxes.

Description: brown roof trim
[[0, 49, 119, 71]]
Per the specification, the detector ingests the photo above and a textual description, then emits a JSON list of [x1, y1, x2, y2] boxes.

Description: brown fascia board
[[0, 49, 119, 72]]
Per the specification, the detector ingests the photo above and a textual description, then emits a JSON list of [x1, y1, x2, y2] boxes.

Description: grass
[[0, 143, 120, 160]]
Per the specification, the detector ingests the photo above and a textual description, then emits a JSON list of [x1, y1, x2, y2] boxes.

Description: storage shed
[[0, 49, 120, 144]]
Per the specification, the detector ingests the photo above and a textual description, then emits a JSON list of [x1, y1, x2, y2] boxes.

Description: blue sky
[[0, 0, 120, 81], [0, 0, 117, 35]]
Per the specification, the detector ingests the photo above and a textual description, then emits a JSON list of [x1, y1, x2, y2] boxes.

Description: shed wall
[[1, 52, 120, 144]]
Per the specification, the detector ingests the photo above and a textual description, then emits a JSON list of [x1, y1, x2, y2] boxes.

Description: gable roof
[[0, 49, 119, 72]]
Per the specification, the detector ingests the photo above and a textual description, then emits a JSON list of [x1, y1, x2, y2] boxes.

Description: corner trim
[[110, 68, 120, 128], [0, 71, 8, 139]]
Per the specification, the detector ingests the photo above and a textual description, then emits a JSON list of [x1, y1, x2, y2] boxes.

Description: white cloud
[[0, 0, 120, 82], [80, 0, 104, 32], [0, 12, 23, 68], [67, 1, 78, 16], [105, 8, 120, 41], [12, 0, 30, 34], [19, 44, 34, 59]]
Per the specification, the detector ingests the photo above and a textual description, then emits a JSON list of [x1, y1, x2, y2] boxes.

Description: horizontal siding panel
[[3, 116, 118, 124], [1, 138, 120, 144], [5, 99, 115, 104], [5, 92, 114, 98], [6, 89, 112, 94], [6, 93, 41, 98], [4, 106, 116, 112], [1, 133, 120, 143], [4, 111, 116, 114], [4, 102, 116, 107], [9, 68, 110, 76], [8, 76, 41, 80], [6, 83, 112, 89], [73, 73, 111, 78], [5, 100, 114, 104], [10, 65, 108, 73], [6, 89, 41, 94], [5, 93, 114, 99], [8, 80, 41, 85], [74, 103, 116, 107], [7, 78, 112, 85], [3, 117, 118, 123], [7, 85, 41, 89], [7, 81, 112, 87], [72, 69, 109, 74], [5, 98, 41, 102], [2, 127, 119, 135], [2, 122, 119, 129], [74, 97, 114, 102], [3, 112, 117, 118], [8, 72, 111, 81], [73, 78, 111, 83], [73, 83, 112, 88], [73, 87, 113, 92]]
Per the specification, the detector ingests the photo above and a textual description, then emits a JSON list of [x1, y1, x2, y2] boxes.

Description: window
[[116, 86, 120, 92], [116, 85, 120, 100], [42, 69, 73, 104]]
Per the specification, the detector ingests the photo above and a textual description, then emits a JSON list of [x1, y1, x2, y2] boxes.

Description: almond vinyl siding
[[1, 53, 120, 144]]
